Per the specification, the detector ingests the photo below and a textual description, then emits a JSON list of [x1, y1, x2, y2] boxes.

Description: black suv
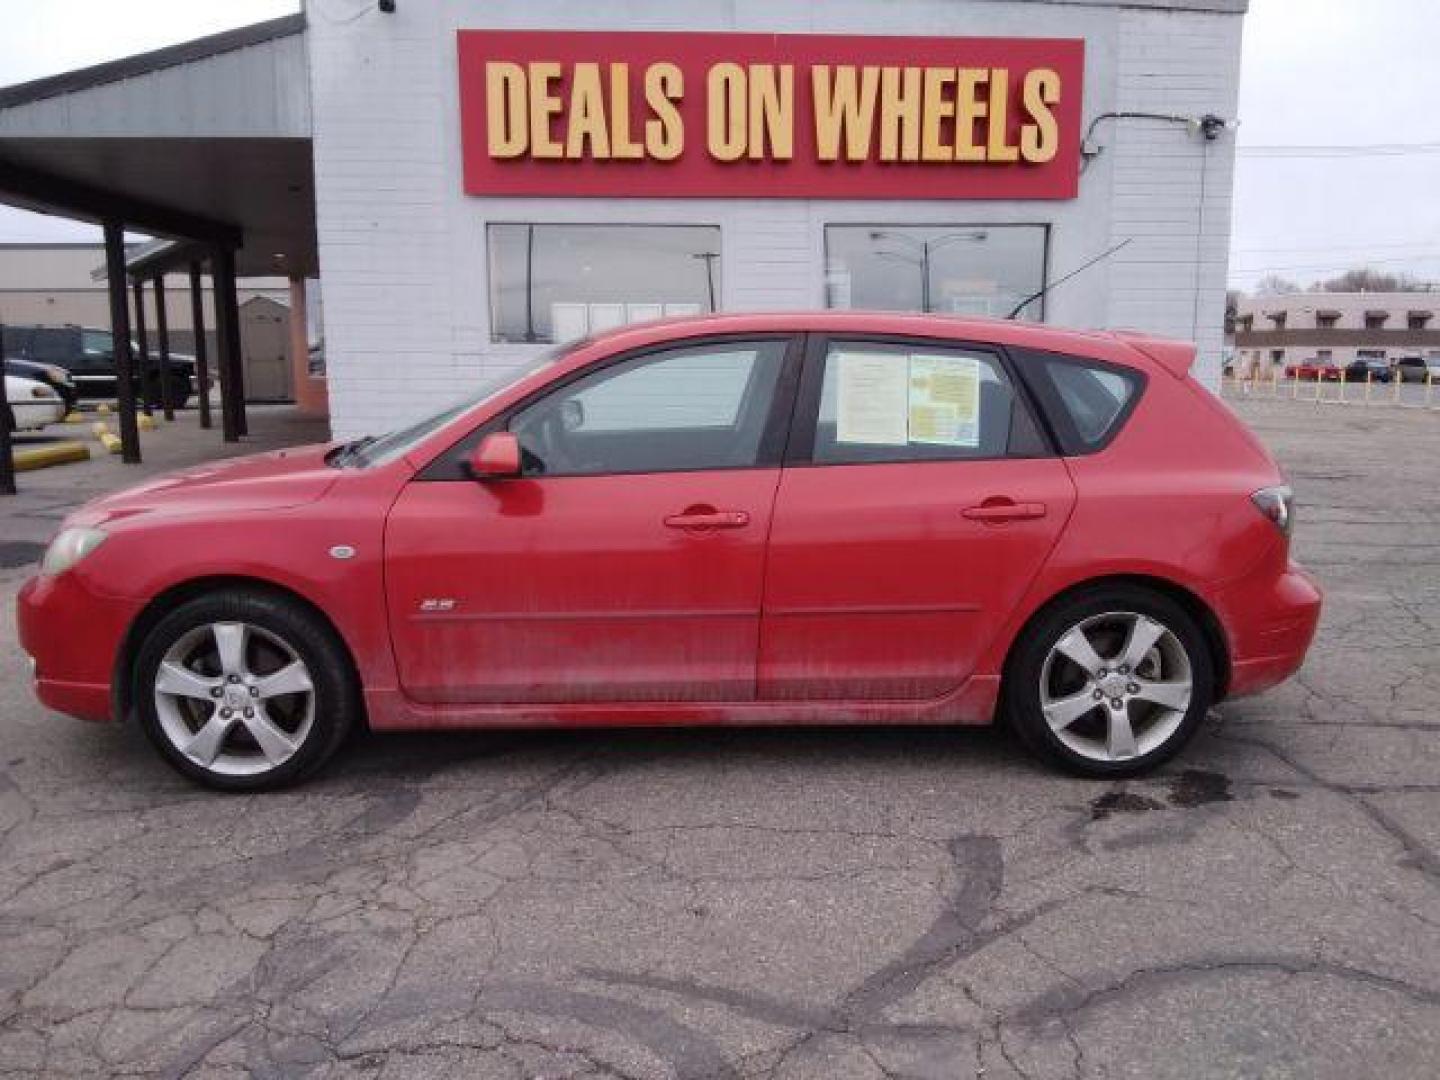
[[2, 325, 193, 408]]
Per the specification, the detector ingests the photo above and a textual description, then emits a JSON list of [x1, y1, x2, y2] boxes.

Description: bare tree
[[1224, 289, 1242, 334], [1253, 274, 1300, 296], [1315, 267, 1430, 293]]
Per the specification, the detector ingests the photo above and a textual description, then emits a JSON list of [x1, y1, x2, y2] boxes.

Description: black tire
[[133, 589, 359, 791], [1003, 584, 1215, 778]]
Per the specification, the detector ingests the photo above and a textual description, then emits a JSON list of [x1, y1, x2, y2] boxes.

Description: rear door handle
[[962, 500, 1046, 523], [664, 508, 751, 530]]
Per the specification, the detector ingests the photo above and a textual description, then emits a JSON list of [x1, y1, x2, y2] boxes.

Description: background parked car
[[1393, 356, 1440, 383], [1285, 358, 1342, 381], [4, 372, 67, 432], [1343, 357, 1392, 384], [2, 325, 193, 408], [4, 356, 77, 412]]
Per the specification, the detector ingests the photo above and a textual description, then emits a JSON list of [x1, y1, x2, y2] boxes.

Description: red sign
[[458, 30, 1084, 200]]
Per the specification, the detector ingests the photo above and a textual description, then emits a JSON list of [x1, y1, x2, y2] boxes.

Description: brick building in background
[[1233, 291, 1440, 375]]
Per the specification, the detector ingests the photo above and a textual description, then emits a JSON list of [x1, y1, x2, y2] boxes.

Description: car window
[[809, 341, 1045, 464], [509, 339, 788, 476], [1036, 355, 1141, 452], [1, 328, 30, 359], [28, 328, 77, 364]]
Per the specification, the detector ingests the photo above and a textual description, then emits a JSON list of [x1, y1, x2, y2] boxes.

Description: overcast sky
[[0, 0, 1436, 294]]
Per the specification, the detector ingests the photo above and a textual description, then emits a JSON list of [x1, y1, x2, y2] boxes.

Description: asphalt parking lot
[[0, 398, 1437, 1078]]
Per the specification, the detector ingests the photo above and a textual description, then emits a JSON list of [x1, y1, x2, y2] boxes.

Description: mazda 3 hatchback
[[18, 314, 1321, 790]]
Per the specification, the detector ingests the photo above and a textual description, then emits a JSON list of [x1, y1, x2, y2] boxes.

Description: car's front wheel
[[133, 589, 358, 791], [1004, 585, 1215, 777]]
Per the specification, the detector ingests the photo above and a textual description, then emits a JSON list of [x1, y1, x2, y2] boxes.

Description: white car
[[5, 373, 67, 432]]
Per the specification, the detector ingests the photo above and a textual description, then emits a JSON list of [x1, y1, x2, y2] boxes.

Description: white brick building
[[1234, 291, 1440, 373], [0, 0, 1246, 440]]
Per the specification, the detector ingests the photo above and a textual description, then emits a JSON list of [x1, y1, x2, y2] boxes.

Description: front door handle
[[664, 507, 751, 530], [962, 499, 1047, 523]]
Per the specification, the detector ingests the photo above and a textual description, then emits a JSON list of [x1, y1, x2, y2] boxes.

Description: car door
[[74, 329, 120, 400], [384, 335, 801, 705], [758, 336, 1076, 701]]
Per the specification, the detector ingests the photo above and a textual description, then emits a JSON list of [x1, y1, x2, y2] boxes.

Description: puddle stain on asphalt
[[1166, 769, 1235, 808], [1089, 791, 1163, 820], [1089, 769, 1236, 820]]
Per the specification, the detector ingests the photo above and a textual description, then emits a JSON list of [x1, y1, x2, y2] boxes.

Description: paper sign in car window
[[909, 353, 981, 447], [835, 351, 909, 445]]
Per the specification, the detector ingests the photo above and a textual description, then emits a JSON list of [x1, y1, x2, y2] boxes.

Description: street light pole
[[868, 230, 988, 314], [920, 242, 931, 313], [523, 224, 536, 343], [692, 252, 720, 312]]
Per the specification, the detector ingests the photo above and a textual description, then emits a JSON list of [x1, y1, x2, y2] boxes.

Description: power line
[[1229, 254, 1440, 276], [1232, 240, 1440, 255], [1237, 141, 1440, 158]]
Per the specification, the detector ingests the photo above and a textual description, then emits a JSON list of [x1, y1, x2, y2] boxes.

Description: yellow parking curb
[[12, 441, 91, 471]]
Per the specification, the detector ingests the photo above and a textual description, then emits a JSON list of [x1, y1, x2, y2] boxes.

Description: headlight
[[41, 527, 108, 576], [42, 365, 73, 385]]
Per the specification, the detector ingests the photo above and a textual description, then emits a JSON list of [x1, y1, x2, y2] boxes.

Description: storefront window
[[488, 224, 721, 344], [824, 225, 1048, 320]]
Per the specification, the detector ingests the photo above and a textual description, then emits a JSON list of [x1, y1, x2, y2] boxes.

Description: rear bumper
[[17, 572, 140, 723], [1216, 561, 1322, 699]]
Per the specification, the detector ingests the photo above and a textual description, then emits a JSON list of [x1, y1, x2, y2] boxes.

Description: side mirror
[[467, 432, 522, 480]]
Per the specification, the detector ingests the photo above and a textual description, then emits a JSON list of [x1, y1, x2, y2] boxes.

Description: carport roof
[[0, 14, 316, 277]]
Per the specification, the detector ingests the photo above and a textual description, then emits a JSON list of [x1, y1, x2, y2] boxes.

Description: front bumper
[[1216, 561, 1322, 699], [17, 572, 141, 722]]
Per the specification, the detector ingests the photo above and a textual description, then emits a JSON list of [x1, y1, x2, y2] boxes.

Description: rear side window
[[806, 340, 1047, 464], [1031, 353, 1143, 454], [28, 329, 77, 364]]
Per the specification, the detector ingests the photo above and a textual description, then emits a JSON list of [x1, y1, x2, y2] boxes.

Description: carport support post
[[102, 221, 141, 464], [211, 245, 242, 442], [132, 278, 152, 418], [0, 324, 15, 496], [154, 273, 174, 422], [188, 261, 212, 430]]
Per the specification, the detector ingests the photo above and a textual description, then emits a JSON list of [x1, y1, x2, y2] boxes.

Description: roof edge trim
[[0, 13, 305, 111]]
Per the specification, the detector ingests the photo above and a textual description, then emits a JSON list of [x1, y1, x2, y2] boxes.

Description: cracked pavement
[[1, 399, 1438, 1078]]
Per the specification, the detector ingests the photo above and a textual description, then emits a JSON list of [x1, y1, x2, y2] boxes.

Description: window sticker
[[908, 353, 981, 447], [835, 351, 910, 445]]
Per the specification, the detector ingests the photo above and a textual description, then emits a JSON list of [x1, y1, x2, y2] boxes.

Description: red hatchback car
[[18, 313, 1320, 790]]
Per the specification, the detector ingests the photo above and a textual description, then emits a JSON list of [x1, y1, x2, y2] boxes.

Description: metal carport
[[0, 14, 317, 465]]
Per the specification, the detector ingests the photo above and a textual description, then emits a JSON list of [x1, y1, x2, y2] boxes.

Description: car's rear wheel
[[133, 590, 358, 791], [1004, 585, 1215, 777]]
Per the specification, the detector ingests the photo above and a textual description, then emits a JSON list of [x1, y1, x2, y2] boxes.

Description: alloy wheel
[[152, 621, 316, 777], [1038, 611, 1193, 763]]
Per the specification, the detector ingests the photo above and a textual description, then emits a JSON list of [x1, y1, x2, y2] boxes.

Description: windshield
[[339, 347, 570, 468]]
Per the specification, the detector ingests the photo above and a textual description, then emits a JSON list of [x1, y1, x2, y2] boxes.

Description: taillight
[[1252, 485, 1294, 536]]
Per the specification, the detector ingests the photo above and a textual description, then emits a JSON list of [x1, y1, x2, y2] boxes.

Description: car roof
[[568, 311, 1168, 371]]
